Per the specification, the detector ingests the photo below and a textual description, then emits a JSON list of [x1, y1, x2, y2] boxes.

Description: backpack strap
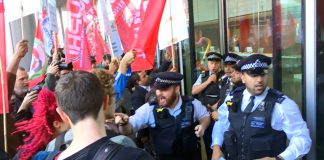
[[45, 151, 61, 160], [54, 131, 66, 151], [93, 140, 123, 160]]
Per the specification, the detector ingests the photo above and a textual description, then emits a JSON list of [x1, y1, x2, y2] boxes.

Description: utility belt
[[223, 130, 287, 160], [223, 130, 237, 160]]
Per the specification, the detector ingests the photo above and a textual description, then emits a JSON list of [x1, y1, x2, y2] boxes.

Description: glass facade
[[189, 0, 304, 107], [316, 0, 324, 158], [192, 0, 220, 79], [275, 0, 303, 107]]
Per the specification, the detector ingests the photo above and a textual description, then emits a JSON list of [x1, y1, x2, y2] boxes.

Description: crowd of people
[[0, 39, 312, 160]]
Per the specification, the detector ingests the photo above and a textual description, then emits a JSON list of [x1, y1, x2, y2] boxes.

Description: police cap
[[206, 52, 222, 61], [153, 71, 183, 89], [237, 54, 271, 75], [223, 53, 242, 65]]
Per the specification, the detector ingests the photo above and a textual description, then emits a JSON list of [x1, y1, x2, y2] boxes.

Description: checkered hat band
[[225, 56, 237, 62], [207, 54, 220, 59], [241, 61, 268, 70], [155, 78, 181, 84]]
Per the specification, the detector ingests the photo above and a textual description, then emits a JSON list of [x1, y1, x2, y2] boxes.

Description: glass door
[[316, 0, 324, 158], [192, 0, 221, 81]]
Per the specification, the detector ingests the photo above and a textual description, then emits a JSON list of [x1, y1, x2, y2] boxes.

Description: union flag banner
[[84, 4, 109, 65], [158, 0, 188, 49], [110, 0, 166, 71], [97, 0, 123, 57], [29, 19, 49, 81], [65, 0, 92, 70], [0, 0, 8, 113], [66, 0, 108, 70], [29, 3, 53, 88]]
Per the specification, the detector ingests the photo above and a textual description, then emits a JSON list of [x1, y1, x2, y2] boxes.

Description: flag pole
[[53, 32, 58, 60], [20, 0, 24, 39], [0, 55, 8, 153], [168, 0, 175, 69], [107, 35, 115, 59]]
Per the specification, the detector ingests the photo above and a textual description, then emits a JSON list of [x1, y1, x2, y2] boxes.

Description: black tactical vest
[[198, 71, 224, 107], [149, 96, 201, 160], [224, 88, 287, 160]]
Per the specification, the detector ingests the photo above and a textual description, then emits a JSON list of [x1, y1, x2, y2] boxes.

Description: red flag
[[84, 5, 109, 65], [65, 0, 92, 70], [28, 19, 48, 88], [0, 0, 9, 113], [111, 0, 166, 71]]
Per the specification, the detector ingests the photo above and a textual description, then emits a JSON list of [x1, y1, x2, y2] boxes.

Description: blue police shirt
[[129, 96, 210, 133]]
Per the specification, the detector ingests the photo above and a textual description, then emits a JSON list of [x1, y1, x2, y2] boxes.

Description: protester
[[0, 40, 29, 158], [54, 71, 153, 160], [12, 88, 69, 160]]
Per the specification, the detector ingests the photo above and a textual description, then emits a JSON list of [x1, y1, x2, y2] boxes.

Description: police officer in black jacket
[[217, 53, 243, 109], [116, 72, 210, 160], [192, 52, 224, 159], [211, 54, 311, 160]]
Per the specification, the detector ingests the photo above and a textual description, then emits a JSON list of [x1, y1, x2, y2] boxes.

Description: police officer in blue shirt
[[192, 52, 224, 159], [211, 54, 312, 160], [218, 53, 243, 109], [115, 71, 210, 160]]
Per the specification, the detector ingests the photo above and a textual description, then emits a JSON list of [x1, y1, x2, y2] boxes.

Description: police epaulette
[[269, 88, 285, 104], [276, 97, 286, 104], [229, 86, 245, 96], [149, 100, 158, 106]]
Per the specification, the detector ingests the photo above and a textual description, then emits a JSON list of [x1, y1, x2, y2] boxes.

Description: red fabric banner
[[0, 0, 9, 113], [85, 9, 109, 65], [111, 0, 166, 71], [65, 0, 92, 70], [66, 0, 109, 70]]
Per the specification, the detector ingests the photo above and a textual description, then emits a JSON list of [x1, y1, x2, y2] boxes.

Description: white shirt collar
[[242, 87, 269, 112], [139, 85, 151, 91]]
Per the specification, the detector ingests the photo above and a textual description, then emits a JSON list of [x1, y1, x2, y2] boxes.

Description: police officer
[[217, 53, 243, 109], [192, 52, 224, 109], [192, 52, 224, 159], [211, 54, 311, 160], [115, 72, 210, 160]]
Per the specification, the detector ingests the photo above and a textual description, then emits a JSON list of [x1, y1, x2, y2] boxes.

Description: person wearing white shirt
[[211, 54, 311, 160]]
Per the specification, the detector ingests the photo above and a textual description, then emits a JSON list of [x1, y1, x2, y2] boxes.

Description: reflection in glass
[[193, 0, 220, 77], [227, 0, 272, 54]]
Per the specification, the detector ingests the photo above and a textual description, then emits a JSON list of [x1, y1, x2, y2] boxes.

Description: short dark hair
[[55, 71, 104, 124], [126, 72, 140, 93]]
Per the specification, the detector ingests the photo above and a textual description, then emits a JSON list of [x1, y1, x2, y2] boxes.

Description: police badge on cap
[[223, 53, 242, 65], [206, 52, 222, 61], [153, 72, 183, 89], [237, 54, 271, 75]]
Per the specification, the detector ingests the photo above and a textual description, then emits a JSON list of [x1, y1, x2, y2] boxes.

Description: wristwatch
[[275, 156, 284, 160]]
